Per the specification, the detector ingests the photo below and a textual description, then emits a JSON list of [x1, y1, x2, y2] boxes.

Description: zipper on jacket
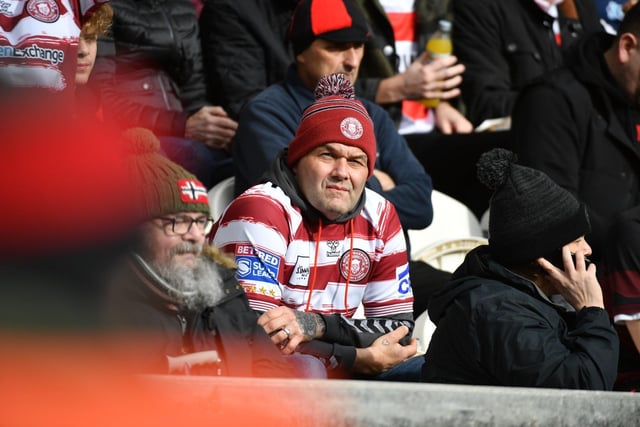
[[177, 313, 191, 354]]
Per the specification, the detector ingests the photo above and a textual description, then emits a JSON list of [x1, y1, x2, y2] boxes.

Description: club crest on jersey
[[340, 117, 364, 140], [339, 249, 371, 282], [27, 0, 59, 23], [178, 179, 208, 204], [326, 240, 341, 257]]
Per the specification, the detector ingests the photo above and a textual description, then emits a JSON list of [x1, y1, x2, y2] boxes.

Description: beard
[[148, 242, 225, 311]]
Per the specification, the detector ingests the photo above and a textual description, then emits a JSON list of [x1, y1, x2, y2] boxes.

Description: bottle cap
[[438, 19, 452, 32]]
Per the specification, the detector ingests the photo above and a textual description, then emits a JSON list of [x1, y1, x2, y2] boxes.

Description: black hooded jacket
[[422, 246, 618, 390]]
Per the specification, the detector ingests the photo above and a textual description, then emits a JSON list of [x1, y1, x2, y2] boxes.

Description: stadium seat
[[207, 176, 235, 221]]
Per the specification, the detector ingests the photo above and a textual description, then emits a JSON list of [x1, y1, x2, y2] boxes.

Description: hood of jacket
[[260, 150, 366, 224]]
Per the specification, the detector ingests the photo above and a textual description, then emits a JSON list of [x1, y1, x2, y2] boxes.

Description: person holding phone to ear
[[421, 148, 618, 390]]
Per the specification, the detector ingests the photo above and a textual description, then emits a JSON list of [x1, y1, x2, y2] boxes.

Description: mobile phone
[[545, 250, 592, 271]]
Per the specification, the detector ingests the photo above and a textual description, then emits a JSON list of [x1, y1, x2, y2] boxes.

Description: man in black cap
[[421, 148, 619, 390]]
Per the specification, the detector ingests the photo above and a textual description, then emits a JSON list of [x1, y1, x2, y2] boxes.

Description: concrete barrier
[[142, 375, 640, 426]]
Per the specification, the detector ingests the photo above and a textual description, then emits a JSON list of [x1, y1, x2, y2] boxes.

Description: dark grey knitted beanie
[[476, 148, 591, 264]]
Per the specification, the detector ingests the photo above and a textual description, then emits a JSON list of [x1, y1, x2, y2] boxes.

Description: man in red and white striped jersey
[[212, 74, 421, 379]]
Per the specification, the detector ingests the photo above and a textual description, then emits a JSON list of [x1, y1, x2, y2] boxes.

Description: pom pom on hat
[[287, 74, 376, 177], [314, 72, 355, 100], [476, 148, 517, 191], [123, 127, 210, 222], [477, 148, 590, 264]]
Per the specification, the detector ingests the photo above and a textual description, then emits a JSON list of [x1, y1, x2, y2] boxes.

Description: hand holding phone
[[538, 246, 603, 310], [545, 249, 592, 271]]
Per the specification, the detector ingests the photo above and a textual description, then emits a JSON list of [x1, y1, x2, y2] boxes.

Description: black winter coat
[[104, 253, 293, 378], [91, 0, 208, 136], [512, 32, 640, 257], [453, 0, 601, 126], [422, 246, 618, 390], [199, 0, 297, 120]]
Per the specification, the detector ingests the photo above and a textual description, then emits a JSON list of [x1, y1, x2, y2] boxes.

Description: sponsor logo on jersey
[[397, 264, 411, 294], [234, 245, 279, 284], [0, 44, 65, 65], [339, 249, 371, 282], [26, 0, 59, 23], [325, 240, 341, 257], [0, 0, 20, 16], [340, 117, 364, 140], [291, 256, 310, 285]]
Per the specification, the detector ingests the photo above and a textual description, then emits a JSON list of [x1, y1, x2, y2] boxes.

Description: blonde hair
[[81, 3, 113, 40]]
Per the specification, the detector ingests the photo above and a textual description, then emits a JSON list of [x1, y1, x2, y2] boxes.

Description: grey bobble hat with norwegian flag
[[122, 127, 210, 222], [477, 148, 590, 264]]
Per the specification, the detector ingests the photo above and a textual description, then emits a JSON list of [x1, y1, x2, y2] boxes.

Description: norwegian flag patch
[[178, 179, 208, 204]]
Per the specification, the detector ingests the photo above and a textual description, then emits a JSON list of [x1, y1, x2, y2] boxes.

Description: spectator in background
[[422, 149, 619, 390], [231, 0, 452, 318], [75, 2, 113, 120], [198, 0, 465, 129], [104, 128, 296, 378], [0, 0, 110, 114], [356, 0, 509, 218], [453, 0, 602, 127], [212, 75, 420, 380], [91, 0, 237, 189], [357, 0, 471, 136], [512, 4, 640, 390], [75, 3, 113, 86]]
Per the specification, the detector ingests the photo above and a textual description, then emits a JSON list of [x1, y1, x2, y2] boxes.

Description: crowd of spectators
[[1, 0, 638, 393]]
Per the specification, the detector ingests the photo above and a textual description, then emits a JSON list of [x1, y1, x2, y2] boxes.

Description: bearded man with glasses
[[103, 127, 295, 378]]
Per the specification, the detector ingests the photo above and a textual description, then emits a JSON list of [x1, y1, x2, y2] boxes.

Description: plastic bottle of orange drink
[[422, 19, 452, 108]]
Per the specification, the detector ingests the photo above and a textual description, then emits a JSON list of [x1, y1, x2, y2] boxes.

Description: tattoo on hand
[[295, 312, 325, 340]]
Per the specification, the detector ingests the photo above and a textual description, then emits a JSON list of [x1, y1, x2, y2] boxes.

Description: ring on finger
[[282, 327, 291, 338]]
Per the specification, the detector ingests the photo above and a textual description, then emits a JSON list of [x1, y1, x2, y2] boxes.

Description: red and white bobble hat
[[287, 73, 376, 177]]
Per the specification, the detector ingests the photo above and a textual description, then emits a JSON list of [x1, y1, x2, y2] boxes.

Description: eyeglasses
[[156, 216, 214, 236]]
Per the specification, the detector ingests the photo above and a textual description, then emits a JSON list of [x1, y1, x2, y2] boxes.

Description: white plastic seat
[[413, 236, 487, 273], [207, 176, 235, 221], [412, 309, 437, 354], [407, 190, 484, 262]]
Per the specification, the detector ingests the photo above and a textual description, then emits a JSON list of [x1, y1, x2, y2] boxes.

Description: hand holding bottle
[[422, 19, 458, 107], [400, 54, 464, 101]]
